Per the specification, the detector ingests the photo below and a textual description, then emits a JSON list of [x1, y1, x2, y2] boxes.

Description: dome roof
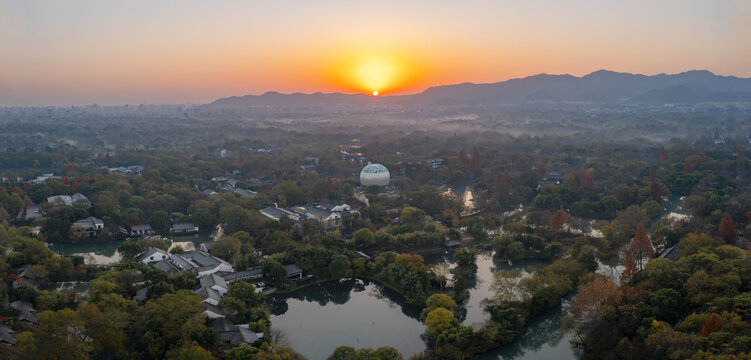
[[360, 163, 390, 186]]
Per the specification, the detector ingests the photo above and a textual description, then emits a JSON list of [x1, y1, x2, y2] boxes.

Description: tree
[[453, 248, 477, 270], [620, 252, 638, 284], [718, 213, 737, 243], [353, 228, 376, 248], [420, 294, 457, 319], [328, 254, 351, 279], [698, 313, 723, 337], [150, 210, 171, 233], [551, 205, 568, 231], [164, 341, 215, 360], [211, 236, 241, 262], [629, 223, 653, 270], [570, 278, 621, 330], [424, 307, 455, 334]]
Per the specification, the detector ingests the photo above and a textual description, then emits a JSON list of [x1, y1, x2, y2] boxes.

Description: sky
[[1, 0, 750, 106]]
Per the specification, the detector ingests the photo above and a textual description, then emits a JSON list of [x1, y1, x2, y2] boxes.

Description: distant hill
[[206, 70, 751, 108]]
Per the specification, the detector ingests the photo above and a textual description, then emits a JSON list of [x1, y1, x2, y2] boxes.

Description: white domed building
[[360, 163, 390, 186]]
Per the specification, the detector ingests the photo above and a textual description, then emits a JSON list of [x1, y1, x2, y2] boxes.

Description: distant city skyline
[[2, 0, 750, 106]]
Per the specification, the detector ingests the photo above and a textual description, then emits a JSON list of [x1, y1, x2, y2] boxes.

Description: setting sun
[[324, 51, 423, 96]]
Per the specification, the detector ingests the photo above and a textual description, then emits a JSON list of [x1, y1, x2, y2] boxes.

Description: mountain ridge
[[206, 70, 751, 108]]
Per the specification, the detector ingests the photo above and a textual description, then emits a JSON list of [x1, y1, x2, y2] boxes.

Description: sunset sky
[[2, 0, 750, 106]]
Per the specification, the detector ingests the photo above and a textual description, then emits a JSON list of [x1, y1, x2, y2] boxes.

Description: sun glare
[[326, 52, 421, 96]]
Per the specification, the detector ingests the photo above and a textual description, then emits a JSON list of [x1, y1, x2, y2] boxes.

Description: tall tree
[[718, 213, 737, 243], [629, 223, 653, 270], [551, 206, 568, 231], [620, 252, 638, 284]]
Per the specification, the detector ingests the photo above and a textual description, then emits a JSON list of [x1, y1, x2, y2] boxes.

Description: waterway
[[268, 279, 427, 359], [270, 251, 577, 359], [49, 231, 215, 265]]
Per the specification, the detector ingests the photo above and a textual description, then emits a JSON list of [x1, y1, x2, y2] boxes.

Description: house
[[219, 266, 263, 284], [130, 224, 154, 237], [260, 207, 300, 221], [658, 246, 681, 261], [133, 288, 149, 302], [203, 303, 226, 319], [537, 171, 563, 190], [73, 217, 104, 237], [299, 164, 316, 171], [108, 165, 144, 176], [284, 264, 304, 279], [212, 318, 264, 346], [170, 250, 234, 277], [200, 242, 214, 253], [425, 158, 444, 169], [10, 300, 38, 326], [152, 259, 181, 275], [23, 204, 42, 221], [137, 247, 170, 265], [0, 325, 16, 347], [46, 193, 90, 207], [232, 188, 257, 198], [170, 222, 199, 234], [195, 273, 229, 306]]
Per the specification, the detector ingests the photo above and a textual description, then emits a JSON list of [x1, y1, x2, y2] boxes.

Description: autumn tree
[[629, 223, 654, 270], [698, 313, 723, 337], [718, 213, 737, 243], [620, 252, 638, 284], [570, 278, 622, 331], [551, 206, 568, 232], [470, 146, 482, 169]]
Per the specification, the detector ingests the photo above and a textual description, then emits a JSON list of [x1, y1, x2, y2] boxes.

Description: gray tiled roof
[[137, 247, 170, 262]]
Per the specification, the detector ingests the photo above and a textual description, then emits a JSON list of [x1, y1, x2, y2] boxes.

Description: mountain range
[[207, 70, 751, 108]]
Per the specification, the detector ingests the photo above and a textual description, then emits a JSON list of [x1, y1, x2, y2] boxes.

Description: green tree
[[353, 228, 376, 248], [424, 307, 455, 334]]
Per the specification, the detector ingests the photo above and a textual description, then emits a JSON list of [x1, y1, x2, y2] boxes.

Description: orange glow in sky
[[324, 52, 424, 96], [2, 1, 750, 105]]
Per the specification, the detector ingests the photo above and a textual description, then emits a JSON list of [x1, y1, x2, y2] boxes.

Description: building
[[218, 266, 264, 284], [212, 318, 264, 346], [425, 158, 444, 169], [46, 193, 90, 207], [0, 325, 16, 347], [10, 300, 38, 326], [195, 273, 229, 306], [260, 206, 300, 221], [73, 217, 104, 237], [537, 171, 563, 190], [360, 163, 390, 186], [130, 224, 154, 237], [136, 247, 170, 265], [284, 264, 303, 279], [170, 250, 234, 277], [170, 222, 199, 234]]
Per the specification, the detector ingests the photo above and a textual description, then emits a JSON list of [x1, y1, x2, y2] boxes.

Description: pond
[[49, 231, 216, 265], [271, 251, 577, 359], [269, 278, 428, 359]]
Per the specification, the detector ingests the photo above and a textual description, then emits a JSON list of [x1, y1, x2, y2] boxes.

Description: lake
[[269, 278, 428, 359], [271, 251, 577, 359]]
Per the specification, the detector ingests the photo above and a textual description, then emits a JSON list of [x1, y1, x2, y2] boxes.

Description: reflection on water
[[50, 232, 215, 265], [444, 185, 477, 216], [478, 298, 576, 360], [269, 279, 427, 360]]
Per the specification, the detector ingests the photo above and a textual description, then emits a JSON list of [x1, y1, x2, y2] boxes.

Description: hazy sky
[[2, 0, 750, 106]]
